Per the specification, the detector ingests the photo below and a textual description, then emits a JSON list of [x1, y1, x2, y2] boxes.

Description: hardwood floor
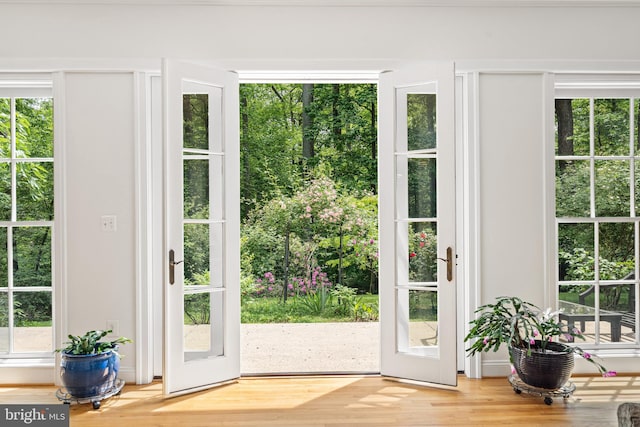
[[1, 375, 638, 426]]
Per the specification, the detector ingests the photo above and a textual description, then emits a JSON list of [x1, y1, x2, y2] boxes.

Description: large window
[[0, 89, 54, 356], [555, 88, 640, 348]]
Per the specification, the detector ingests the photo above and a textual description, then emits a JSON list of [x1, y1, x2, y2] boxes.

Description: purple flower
[[603, 371, 617, 378], [533, 329, 539, 337], [482, 337, 489, 345], [529, 338, 535, 345], [583, 352, 591, 359]]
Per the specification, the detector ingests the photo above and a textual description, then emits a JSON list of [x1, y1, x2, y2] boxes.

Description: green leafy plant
[[464, 296, 615, 377], [57, 330, 132, 356]]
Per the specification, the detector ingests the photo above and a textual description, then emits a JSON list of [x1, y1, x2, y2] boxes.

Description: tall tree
[[556, 99, 574, 168], [302, 83, 315, 160]]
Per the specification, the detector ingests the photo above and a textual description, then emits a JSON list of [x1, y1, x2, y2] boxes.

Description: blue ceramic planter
[[60, 350, 120, 398]]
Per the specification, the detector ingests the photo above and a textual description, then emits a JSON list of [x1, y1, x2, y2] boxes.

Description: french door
[[163, 60, 240, 396], [379, 63, 457, 386]]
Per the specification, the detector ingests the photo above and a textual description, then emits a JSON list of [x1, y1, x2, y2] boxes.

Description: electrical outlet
[[101, 215, 117, 232], [106, 320, 119, 336]]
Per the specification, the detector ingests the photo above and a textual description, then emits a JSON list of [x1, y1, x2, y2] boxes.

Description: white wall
[[478, 72, 547, 376], [62, 72, 137, 381], [0, 4, 639, 64], [1, 2, 639, 383]]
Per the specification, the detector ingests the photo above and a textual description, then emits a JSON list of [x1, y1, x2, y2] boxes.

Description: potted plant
[[464, 296, 616, 390], [57, 329, 132, 399]]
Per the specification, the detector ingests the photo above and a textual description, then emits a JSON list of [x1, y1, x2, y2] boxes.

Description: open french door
[[163, 60, 240, 396], [379, 63, 457, 386]]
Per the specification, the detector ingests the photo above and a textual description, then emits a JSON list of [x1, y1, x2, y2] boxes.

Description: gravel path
[[241, 322, 380, 375]]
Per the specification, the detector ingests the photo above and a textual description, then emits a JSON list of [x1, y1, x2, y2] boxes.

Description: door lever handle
[[437, 246, 454, 282], [169, 249, 183, 285]]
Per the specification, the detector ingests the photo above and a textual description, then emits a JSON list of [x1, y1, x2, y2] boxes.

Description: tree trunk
[[240, 91, 251, 217], [332, 84, 341, 145], [556, 99, 574, 170], [283, 228, 290, 303], [302, 83, 315, 159]]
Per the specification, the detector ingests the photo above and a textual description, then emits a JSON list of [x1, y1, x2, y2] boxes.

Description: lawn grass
[[241, 294, 379, 324]]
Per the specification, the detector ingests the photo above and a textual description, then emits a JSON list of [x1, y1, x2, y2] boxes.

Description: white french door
[[379, 63, 457, 386], [163, 60, 240, 396]]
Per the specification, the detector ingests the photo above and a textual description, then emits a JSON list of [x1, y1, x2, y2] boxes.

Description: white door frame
[[145, 67, 474, 382]]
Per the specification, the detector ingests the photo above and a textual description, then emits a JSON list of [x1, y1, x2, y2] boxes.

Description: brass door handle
[[437, 247, 454, 282], [169, 249, 183, 285]]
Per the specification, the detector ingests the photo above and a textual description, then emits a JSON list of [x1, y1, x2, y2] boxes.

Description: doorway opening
[[237, 82, 380, 374]]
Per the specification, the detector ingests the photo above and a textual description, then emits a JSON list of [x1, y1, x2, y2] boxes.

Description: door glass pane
[[407, 93, 436, 151], [408, 157, 436, 218], [558, 223, 595, 281], [17, 162, 54, 221], [184, 158, 209, 219], [594, 99, 630, 157], [409, 222, 437, 283], [595, 160, 629, 217], [184, 291, 224, 360], [556, 160, 590, 217], [184, 292, 211, 352], [13, 227, 51, 287], [397, 288, 438, 354], [183, 94, 209, 150], [0, 292, 7, 352], [184, 223, 210, 286], [13, 291, 52, 352], [15, 98, 54, 159]]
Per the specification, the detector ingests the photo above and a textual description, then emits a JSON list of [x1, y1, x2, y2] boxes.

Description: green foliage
[[299, 289, 333, 315], [57, 329, 132, 356]]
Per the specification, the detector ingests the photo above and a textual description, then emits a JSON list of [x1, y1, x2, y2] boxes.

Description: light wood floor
[[1, 375, 638, 426]]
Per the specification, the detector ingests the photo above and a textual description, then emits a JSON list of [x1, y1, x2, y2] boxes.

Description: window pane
[[409, 222, 437, 283], [559, 287, 596, 344], [0, 163, 10, 221], [17, 161, 54, 221], [559, 223, 594, 281], [408, 157, 436, 218], [15, 98, 54, 159], [184, 158, 209, 219], [13, 291, 52, 352], [0, 292, 7, 352], [0, 228, 5, 288], [594, 99, 630, 157], [635, 99, 640, 156], [599, 222, 634, 280], [595, 160, 629, 217], [0, 99, 9, 158], [13, 227, 52, 287], [556, 160, 590, 217], [183, 94, 209, 150], [407, 93, 436, 151], [556, 98, 590, 156]]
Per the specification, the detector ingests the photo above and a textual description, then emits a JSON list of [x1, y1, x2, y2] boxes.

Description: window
[[555, 81, 640, 348], [0, 86, 54, 357]]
